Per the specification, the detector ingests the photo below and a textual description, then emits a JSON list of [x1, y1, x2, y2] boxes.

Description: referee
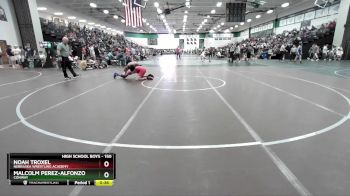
[[57, 37, 78, 79]]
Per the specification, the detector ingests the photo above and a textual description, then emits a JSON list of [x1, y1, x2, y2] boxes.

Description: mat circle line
[[141, 76, 226, 91], [334, 69, 350, 79], [0, 71, 42, 87]]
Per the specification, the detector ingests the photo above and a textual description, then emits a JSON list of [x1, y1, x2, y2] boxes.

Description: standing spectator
[[229, 44, 235, 63], [13, 46, 21, 67], [290, 45, 297, 62], [296, 44, 303, 64], [336, 46, 343, 61], [280, 44, 286, 61], [20, 46, 25, 66], [89, 45, 95, 60], [57, 37, 79, 79], [322, 44, 329, 61], [234, 44, 241, 63], [6, 45, 15, 68], [176, 46, 181, 60], [94, 44, 100, 60]]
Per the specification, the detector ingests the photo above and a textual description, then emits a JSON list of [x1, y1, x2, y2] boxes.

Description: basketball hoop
[[314, 0, 329, 8], [134, 0, 147, 8]]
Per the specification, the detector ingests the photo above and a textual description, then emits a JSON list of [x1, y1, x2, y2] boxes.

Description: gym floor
[[0, 55, 350, 196]]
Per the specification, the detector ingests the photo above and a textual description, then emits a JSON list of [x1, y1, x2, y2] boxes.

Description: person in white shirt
[[322, 44, 328, 61], [280, 44, 286, 61], [200, 50, 209, 62], [336, 46, 343, 61], [13, 46, 21, 67]]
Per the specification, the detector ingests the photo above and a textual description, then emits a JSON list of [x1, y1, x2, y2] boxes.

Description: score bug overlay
[[7, 153, 116, 186]]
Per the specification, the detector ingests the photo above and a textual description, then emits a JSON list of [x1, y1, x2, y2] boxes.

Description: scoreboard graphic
[[7, 153, 116, 186]]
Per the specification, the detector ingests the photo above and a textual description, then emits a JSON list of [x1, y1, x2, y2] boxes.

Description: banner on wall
[[328, 4, 339, 15], [0, 6, 7, 21], [279, 19, 287, 26], [286, 17, 295, 25], [295, 14, 304, 23], [315, 7, 328, 18], [148, 38, 157, 45], [304, 11, 315, 20], [301, 20, 311, 28]]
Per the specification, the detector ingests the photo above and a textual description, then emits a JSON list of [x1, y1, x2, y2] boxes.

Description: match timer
[[7, 153, 116, 186]]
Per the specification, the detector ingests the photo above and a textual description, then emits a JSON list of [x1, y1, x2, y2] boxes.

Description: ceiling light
[[224, 29, 230, 33], [207, 15, 210, 18], [240, 22, 244, 25], [235, 24, 238, 28], [114, 15, 119, 19], [211, 9, 216, 14], [101, 26, 106, 28], [209, 30, 214, 33], [214, 27, 217, 30], [204, 19, 208, 22], [67, 16, 76, 19], [281, 2, 289, 8], [95, 24, 101, 27], [54, 12, 63, 16], [216, 2, 222, 7], [88, 22, 95, 25], [37, 7, 47, 11], [154, 2, 159, 7], [89, 3, 97, 8], [185, 2, 190, 6], [247, 19, 252, 22], [184, 15, 188, 18], [142, 18, 146, 22], [121, 19, 125, 23], [221, 22, 224, 25], [256, 15, 261, 19], [103, 10, 109, 14], [146, 22, 150, 26], [267, 9, 274, 14], [230, 27, 233, 30], [217, 25, 221, 28], [107, 28, 111, 30], [79, 19, 86, 22], [157, 8, 162, 14], [185, 10, 188, 14], [160, 14, 165, 19]]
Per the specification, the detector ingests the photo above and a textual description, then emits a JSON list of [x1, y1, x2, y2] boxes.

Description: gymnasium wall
[[0, 0, 22, 46], [126, 34, 179, 49], [126, 33, 245, 49], [36, 0, 121, 34], [274, 4, 339, 35]]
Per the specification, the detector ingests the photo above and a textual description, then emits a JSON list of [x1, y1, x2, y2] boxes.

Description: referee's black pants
[[61, 57, 77, 78]]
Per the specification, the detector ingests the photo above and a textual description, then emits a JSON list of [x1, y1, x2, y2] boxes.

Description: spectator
[[6, 45, 15, 68]]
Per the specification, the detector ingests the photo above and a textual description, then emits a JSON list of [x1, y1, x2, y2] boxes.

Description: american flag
[[124, 0, 143, 27]]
